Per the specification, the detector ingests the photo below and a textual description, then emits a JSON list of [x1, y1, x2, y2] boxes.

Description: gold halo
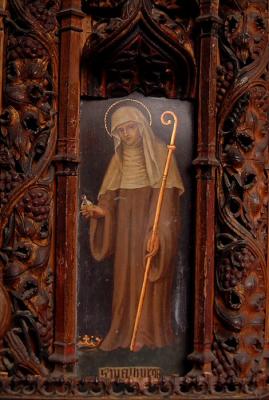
[[104, 99, 152, 136]]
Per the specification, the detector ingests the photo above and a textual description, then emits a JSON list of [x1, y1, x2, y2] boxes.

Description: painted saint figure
[[81, 104, 184, 351]]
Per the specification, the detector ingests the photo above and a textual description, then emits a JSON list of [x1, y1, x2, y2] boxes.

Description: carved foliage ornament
[[217, 0, 268, 111], [222, 3, 267, 67], [215, 0, 269, 389], [82, 0, 198, 99], [0, 0, 59, 377], [0, 0, 268, 398]]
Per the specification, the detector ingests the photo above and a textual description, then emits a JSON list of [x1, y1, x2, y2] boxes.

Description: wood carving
[[0, 0, 59, 377], [0, 0, 268, 398], [214, 0, 269, 391], [81, 0, 198, 99]]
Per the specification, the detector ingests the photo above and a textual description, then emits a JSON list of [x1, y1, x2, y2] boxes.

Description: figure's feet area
[[130, 341, 144, 352]]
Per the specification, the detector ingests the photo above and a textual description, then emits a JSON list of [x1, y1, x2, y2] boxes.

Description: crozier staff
[[81, 102, 184, 351]]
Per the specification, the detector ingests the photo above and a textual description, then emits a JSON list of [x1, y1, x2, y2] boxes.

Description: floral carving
[[0, 184, 54, 376], [82, 0, 126, 11], [0, 0, 58, 377], [0, 31, 56, 209], [216, 62, 235, 111], [0, 0, 268, 397], [221, 2, 268, 67], [215, 80, 268, 385], [217, 2, 268, 111], [23, 0, 60, 32]]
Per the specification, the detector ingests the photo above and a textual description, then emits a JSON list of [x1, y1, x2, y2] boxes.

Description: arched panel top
[[81, 0, 198, 99]]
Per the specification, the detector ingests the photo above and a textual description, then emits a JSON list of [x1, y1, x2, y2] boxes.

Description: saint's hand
[[81, 203, 106, 219], [146, 233, 160, 258]]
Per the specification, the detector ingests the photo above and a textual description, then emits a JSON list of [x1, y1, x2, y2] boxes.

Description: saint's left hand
[[146, 234, 160, 258]]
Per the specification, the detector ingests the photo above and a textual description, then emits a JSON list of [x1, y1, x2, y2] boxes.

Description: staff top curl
[[160, 111, 178, 146]]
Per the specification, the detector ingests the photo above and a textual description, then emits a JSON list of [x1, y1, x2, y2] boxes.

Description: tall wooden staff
[[130, 110, 179, 351]]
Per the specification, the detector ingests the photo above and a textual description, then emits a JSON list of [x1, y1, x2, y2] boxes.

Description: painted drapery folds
[[85, 104, 184, 352], [0, 0, 268, 398]]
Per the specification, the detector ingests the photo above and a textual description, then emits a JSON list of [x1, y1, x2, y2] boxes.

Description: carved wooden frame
[[0, 0, 269, 398]]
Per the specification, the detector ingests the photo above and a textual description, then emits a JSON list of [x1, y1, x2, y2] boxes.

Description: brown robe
[[90, 186, 180, 351]]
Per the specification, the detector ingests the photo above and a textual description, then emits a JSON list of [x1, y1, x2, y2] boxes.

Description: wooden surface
[[0, 0, 268, 397]]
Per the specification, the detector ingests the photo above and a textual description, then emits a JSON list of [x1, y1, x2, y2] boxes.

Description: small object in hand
[[81, 194, 93, 207], [80, 194, 94, 218]]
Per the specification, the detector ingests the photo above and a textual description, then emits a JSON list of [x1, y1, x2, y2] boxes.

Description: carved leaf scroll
[[0, 0, 268, 398], [215, 0, 269, 389], [0, 0, 59, 377]]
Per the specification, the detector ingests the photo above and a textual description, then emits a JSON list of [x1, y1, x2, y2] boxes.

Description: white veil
[[98, 106, 184, 197]]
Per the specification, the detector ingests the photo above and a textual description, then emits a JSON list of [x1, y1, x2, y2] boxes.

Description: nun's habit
[[89, 106, 184, 351]]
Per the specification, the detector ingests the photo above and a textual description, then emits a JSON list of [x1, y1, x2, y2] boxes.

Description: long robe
[[90, 186, 180, 351]]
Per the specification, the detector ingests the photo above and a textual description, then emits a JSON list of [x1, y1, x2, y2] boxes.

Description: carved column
[[189, 0, 220, 374], [50, 0, 84, 372]]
